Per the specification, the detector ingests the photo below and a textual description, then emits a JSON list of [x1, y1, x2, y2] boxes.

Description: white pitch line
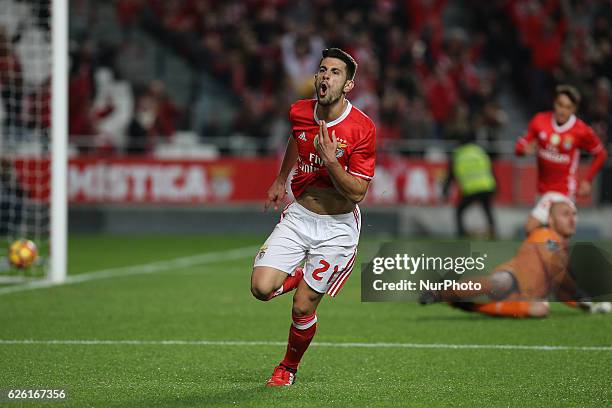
[[0, 245, 258, 297], [0, 339, 610, 352]]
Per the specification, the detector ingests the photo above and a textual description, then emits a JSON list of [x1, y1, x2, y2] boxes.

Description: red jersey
[[289, 99, 376, 199], [515, 111, 607, 197]]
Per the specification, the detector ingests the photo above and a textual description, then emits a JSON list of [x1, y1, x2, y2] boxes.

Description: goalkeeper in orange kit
[[420, 199, 610, 317]]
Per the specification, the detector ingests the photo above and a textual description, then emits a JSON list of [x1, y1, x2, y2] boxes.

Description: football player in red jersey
[[250, 48, 376, 386], [515, 85, 607, 234]]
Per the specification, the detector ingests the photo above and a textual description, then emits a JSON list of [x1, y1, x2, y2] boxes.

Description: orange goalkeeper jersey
[[495, 228, 569, 299]]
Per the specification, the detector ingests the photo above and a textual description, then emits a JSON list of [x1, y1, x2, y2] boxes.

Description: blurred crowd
[[467, 0, 612, 146], [0, 0, 51, 145], [0, 0, 610, 155], [120, 0, 509, 150]]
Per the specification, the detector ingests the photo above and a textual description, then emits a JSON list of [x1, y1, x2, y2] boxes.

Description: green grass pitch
[[0, 235, 610, 407]]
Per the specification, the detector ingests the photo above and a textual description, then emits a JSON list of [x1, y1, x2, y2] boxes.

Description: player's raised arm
[[265, 136, 298, 211], [315, 120, 371, 203]]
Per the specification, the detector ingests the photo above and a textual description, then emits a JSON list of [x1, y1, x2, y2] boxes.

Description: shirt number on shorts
[[312, 260, 339, 284]]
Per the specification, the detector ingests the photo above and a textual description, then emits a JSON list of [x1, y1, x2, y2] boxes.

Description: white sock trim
[[292, 315, 317, 330]]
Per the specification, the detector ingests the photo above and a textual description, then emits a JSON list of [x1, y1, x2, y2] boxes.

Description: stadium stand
[[57, 0, 611, 158]]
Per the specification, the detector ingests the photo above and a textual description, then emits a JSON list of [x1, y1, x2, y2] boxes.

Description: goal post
[[50, 0, 67, 283], [0, 0, 67, 283]]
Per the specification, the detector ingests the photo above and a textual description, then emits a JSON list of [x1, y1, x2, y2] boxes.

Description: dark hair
[[321, 48, 358, 81], [555, 84, 581, 106]]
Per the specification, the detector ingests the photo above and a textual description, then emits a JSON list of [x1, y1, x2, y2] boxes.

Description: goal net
[[0, 0, 66, 284]]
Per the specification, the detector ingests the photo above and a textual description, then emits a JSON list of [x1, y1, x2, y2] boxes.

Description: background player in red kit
[[250, 48, 376, 386], [515, 85, 607, 234]]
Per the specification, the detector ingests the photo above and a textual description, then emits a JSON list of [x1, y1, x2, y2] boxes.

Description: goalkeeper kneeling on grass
[[420, 200, 611, 317]]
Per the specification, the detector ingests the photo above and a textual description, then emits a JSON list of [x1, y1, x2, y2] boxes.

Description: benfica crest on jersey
[[563, 135, 574, 150], [336, 139, 348, 158], [550, 133, 561, 145], [313, 135, 348, 158]]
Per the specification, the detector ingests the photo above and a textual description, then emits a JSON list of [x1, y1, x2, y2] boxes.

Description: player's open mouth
[[319, 83, 328, 97]]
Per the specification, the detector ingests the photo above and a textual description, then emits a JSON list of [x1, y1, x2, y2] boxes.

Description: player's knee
[[251, 267, 288, 301], [250, 268, 280, 301], [291, 303, 314, 317], [488, 271, 515, 300], [250, 275, 273, 301], [528, 301, 549, 318], [292, 292, 318, 317], [250, 284, 271, 301], [292, 293, 310, 316]]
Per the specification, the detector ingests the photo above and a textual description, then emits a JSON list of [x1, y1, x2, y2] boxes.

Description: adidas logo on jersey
[[297, 132, 307, 141]]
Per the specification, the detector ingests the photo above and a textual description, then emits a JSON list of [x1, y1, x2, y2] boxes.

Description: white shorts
[[253, 202, 361, 297], [531, 192, 576, 224]]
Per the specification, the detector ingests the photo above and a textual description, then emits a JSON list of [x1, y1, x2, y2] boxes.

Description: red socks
[[267, 268, 315, 371], [280, 312, 317, 371], [268, 268, 303, 300]]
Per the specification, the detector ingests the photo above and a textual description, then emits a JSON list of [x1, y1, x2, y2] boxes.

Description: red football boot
[[266, 364, 296, 387]]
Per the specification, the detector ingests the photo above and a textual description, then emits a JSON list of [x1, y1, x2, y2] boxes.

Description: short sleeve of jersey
[[347, 124, 376, 180], [577, 124, 604, 155]]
